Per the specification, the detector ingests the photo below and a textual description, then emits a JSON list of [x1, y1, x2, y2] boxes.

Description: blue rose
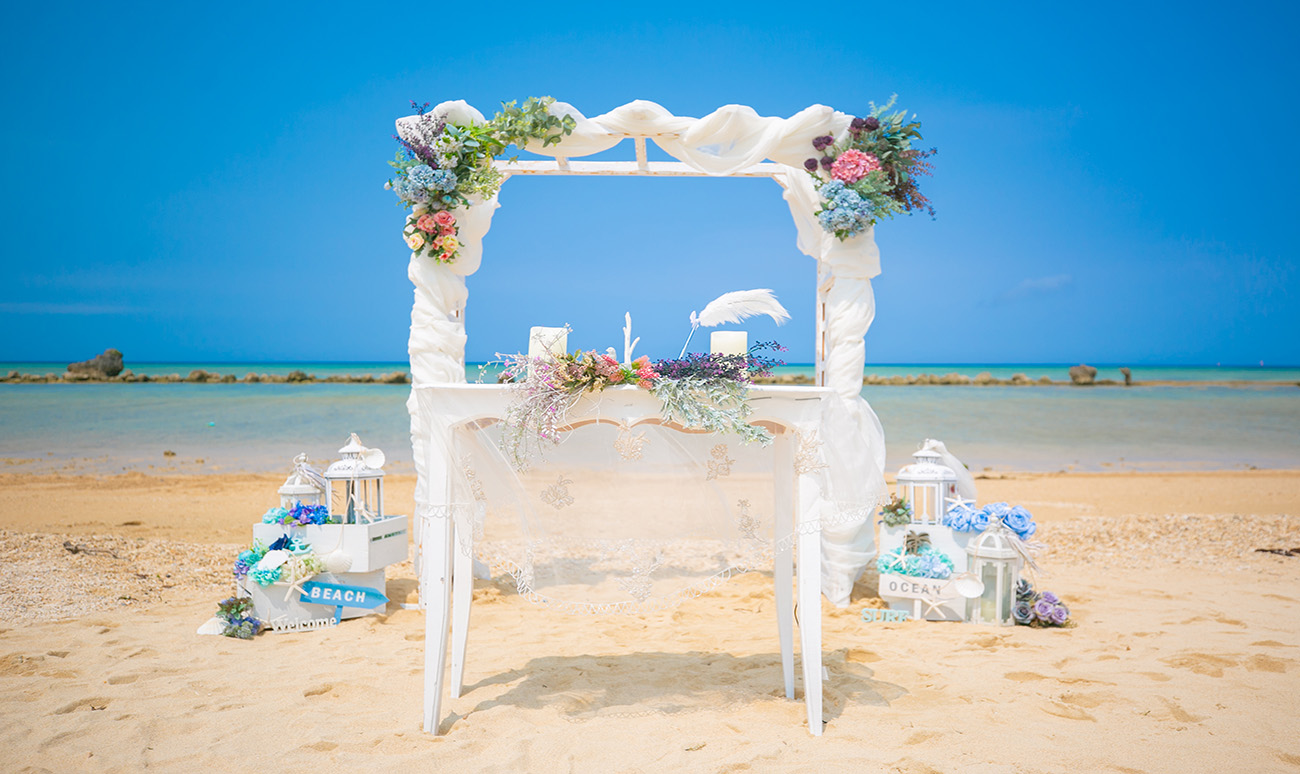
[[970, 507, 991, 532], [1003, 505, 1034, 537]]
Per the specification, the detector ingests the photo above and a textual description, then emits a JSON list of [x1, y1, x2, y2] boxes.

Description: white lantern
[[278, 453, 326, 510], [324, 433, 386, 524], [896, 444, 958, 524], [965, 515, 1021, 626]]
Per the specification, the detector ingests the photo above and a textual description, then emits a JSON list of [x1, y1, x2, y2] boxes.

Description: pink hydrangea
[[830, 149, 881, 183]]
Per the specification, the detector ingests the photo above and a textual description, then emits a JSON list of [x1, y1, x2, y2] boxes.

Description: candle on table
[[710, 331, 748, 356], [528, 327, 568, 360]]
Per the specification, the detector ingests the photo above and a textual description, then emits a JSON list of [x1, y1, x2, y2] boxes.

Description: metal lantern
[[324, 433, 386, 524], [896, 444, 959, 524], [278, 453, 326, 510], [965, 515, 1021, 626]]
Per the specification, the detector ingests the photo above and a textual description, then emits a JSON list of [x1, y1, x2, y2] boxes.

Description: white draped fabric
[[401, 100, 890, 606]]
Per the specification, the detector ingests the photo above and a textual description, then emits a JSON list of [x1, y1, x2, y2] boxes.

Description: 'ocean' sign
[[300, 581, 389, 623]]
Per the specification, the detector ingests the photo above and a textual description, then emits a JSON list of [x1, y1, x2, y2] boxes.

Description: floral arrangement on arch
[[387, 97, 576, 263], [804, 96, 936, 239], [496, 340, 786, 468]]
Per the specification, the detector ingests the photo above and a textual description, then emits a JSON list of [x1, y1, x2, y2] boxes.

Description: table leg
[[449, 514, 474, 698], [773, 434, 795, 700], [422, 511, 454, 734], [796, 470, 823, 736]]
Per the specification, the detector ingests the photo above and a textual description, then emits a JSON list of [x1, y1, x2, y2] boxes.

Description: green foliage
[[488, 96, 577, 149], [651, 377, 773, 446]]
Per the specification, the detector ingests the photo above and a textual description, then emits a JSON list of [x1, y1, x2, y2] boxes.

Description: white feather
[[694, 289, 790, 328]]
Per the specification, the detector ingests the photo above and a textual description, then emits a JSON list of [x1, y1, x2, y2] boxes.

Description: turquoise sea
[[1, 362, 1297, 475]]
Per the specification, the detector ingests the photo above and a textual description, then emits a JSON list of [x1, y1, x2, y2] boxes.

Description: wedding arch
[[395, 98, 932, 602]]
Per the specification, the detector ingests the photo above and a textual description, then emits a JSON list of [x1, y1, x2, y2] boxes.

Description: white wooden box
[[239, 569, 385, 629], [878, 523, 972, 622], [252, 515, 408, 573]]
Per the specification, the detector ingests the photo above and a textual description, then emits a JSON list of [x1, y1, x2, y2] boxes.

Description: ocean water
[[1, 363, 1296, 475]]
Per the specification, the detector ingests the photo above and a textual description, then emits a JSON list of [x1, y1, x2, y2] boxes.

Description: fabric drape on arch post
[[402, 99, 888, 607]]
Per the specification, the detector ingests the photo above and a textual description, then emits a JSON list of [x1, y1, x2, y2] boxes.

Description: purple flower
[[863, 116, 880, 131], [1048, 604, 1070, 625], [804, 158, 819, 172], [811, 135, 834, 151], [1013, 601, 1033, 624], [1039, 591, 1059, 605], [1033, 598, 1055, 620], [849, 117, 868, 134], [819, 156, 834, 170]]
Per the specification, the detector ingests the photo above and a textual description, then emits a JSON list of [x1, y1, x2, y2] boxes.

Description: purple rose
[[1033, 598, 1055, 620], [1048, 604, 1070, 625], [804, 158, 819, 171], [820, 156, 834, 170], [863, 116, 880, 131], [850, 116, 868, 133], [1039, 591, 1059, 605]]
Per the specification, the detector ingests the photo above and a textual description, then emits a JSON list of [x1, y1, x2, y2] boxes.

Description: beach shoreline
[[1, 467, 1297, 771]]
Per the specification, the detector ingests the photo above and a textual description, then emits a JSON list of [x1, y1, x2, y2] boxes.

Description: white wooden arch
[[401, 100, 887, 603]]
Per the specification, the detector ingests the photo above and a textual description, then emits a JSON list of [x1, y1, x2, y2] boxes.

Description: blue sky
[[1, 3, 1296, 366]]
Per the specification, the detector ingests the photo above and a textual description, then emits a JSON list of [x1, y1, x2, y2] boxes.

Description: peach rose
[[439, 224, 456, 236], [404, 232, 425, 251], [434, 211, 456, 227], [416, 214, 438, 233]]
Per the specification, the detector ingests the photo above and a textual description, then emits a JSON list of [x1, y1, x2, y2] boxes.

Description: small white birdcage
[[896, 442, 959, 524], [278, 453, 326, 510], [966, 515, 1021, 626], [324, 433, 386, 524]]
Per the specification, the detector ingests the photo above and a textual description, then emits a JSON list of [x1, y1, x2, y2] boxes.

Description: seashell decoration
[[196, 616, 224, 636], [321, 549, 353, 574]]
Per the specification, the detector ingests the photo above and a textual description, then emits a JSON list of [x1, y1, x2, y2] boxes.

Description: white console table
[[413, 384, 842, 736]]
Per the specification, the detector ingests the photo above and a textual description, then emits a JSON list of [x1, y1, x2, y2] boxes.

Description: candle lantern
[[324, 433, 386, 524], [966, 515, 1021, 626], [896, 444, 959, 524], [278, 453, 326, 510]]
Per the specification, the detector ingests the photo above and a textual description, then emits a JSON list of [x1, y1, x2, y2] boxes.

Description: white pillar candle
[[710, 331, 748, 356], [528, 327, 568, 360]]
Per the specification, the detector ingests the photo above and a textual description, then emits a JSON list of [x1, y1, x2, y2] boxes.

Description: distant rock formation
[[1120, 367, 1132, 386], [1069, 364, 1098, 385], [67, 348, 124, 378]]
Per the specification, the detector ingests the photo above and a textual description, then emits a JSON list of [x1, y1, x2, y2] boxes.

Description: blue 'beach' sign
[[300, 581, 389, 623]]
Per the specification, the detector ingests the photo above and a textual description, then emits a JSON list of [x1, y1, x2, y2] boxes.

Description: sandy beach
[[1, 469, 1298, 772]]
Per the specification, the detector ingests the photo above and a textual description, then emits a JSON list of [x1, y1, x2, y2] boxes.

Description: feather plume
[[694, 289, 790, 328]]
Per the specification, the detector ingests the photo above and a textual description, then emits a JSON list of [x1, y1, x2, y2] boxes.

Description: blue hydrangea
[[428, 168, 458, 192], [820, 180, 847, 200], [407, 164, 438, 188], [394, 177, 428, 203]]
